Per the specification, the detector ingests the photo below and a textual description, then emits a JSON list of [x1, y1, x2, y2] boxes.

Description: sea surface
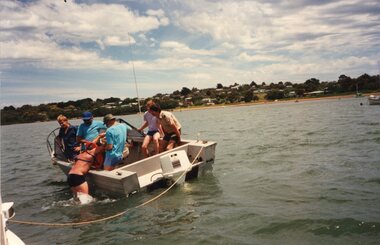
[[1, 97, 380, 244]]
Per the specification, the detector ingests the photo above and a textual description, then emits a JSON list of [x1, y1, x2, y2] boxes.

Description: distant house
[[158, 94, 170, 100], [202, 98, 215, 106], [102, 102, 118, 109], [202, 98, 212, 103], [184, 97, 193, 106], [254, 89, 267, 93]]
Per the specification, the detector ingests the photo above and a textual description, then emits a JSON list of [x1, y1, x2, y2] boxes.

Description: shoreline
[[2, 92, 378, 126], [172, 92, 380, 112]]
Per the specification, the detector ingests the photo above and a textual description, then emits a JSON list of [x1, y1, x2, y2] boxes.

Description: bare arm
[[99, 132, 113, 151], [92, 134, 103, 144], [137, 120, 148, 132], [76, 135, 83, 144], [170, 123, 181, 141], [156, 120, 164, 137]]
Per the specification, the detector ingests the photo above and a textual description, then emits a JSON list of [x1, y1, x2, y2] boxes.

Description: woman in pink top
[[137, 100, 162, 157]]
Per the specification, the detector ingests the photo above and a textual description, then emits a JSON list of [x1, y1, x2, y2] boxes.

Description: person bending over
[[149, 104, 182, 151], [67, 144, 105, 197]]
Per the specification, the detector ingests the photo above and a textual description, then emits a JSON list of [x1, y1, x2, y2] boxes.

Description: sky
[[1, 0, 379, 107]]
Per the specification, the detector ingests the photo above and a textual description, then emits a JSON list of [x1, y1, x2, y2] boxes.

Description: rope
[[9, 146, 204, 227]]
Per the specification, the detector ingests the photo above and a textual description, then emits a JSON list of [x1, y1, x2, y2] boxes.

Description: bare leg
[[141, 135, 152, 157], [160, 140, 168, 153], [72, 181, 89, 195], [152, 132, 160, 155], [166, 140, 176, 151]]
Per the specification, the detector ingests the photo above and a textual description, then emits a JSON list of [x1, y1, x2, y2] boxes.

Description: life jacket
[[84, 142, 104, 170]]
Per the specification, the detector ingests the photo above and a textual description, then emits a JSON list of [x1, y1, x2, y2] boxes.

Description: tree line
[[1, 73, 379, 125]]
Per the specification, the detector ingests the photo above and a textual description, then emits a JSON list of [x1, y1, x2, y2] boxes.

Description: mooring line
[[9, 147, 204, 227]]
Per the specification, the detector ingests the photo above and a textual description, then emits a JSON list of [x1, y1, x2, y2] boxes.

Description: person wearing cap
[[76, 111, 106, 151], [137, 100, 162, 157], [99, 114, 128, 171], [149, 104, 182, 151]]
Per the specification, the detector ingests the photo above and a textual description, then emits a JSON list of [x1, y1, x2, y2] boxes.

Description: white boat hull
[[51, 137, 216, 196], [368, 98, 380, 105], [1, 200, 25, 245]]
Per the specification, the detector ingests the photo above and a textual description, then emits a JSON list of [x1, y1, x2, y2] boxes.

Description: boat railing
[[46, 127, 67, 161], [117, 118, 146, 141], [46, 128, 58, 155]]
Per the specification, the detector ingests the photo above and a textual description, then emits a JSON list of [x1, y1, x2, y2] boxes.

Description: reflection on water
[[2, 97, 380, 244]]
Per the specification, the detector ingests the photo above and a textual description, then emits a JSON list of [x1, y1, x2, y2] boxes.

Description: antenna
[[128, 33, 141, 114]]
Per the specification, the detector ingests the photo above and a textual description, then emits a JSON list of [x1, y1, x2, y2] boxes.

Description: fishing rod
[[128, 33, 142, 114]]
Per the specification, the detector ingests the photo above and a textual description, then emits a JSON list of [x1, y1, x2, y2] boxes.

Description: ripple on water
[[254, 218, 380, 237], [2, 97, 380, 244], [366, 178, 380, 184], [41, 196, 119, 210]]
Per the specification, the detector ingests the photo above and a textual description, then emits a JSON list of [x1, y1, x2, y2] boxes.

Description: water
[[1, 97, 380, 244]]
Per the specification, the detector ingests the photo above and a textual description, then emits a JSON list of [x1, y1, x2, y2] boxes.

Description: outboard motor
[[159, 150, 191, 184]]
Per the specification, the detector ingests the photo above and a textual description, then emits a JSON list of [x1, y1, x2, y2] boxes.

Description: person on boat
[[99, 114, 130, 171], [149, 104, 182, 151], [137, 100, 162, 157], [76, 111, 106, 151], [56, 115, 79, 161], [67, 143, 105, 196]]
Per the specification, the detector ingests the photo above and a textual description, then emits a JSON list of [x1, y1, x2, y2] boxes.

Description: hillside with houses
[[1, 73, 379, 125]]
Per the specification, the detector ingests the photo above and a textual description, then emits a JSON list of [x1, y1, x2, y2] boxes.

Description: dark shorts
[[163, 132, 180, 143], [147, 130, 159, 137], [67, 174, 86, 187]]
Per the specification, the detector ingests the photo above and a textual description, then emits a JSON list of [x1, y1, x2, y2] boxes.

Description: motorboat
[[46, 119, 217, 196], [1, 196, 25, 245], [368, 94, 380, 105]]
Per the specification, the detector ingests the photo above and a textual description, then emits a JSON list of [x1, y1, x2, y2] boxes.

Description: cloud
[[160, 41, 222, 56], [0, 0, 379, 106], [0, 0, 168, 49], [237, 52, 287, 63], [0, 39, 130, 70], [173, 1, 268, 49], [172, 0, 380, 53]]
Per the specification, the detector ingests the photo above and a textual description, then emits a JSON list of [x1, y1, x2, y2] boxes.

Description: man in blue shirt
[[100, 114, 129, 171], [76, 111, 106, 151]]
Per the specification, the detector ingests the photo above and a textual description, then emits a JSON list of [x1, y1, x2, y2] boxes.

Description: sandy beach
[[173, 92, 380, 113]]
